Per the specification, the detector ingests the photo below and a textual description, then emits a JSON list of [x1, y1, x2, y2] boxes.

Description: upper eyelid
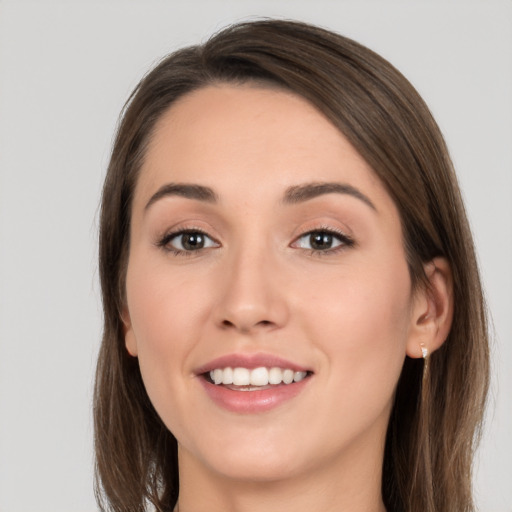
[[156, 225, 354, 248], [156, 227, 218, 247], [293, 226, 353, 241], [159, 225, 216, 239]]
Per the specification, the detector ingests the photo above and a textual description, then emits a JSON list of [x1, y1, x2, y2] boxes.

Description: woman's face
[[124, 84, 421, 484]]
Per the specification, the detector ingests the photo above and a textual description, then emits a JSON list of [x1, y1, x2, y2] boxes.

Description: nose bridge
[[215, 231, 288, 333]]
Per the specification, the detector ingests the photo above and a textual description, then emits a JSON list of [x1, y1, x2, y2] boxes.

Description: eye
[[292, 229, 353, 253], [158, 230, 219, 254]]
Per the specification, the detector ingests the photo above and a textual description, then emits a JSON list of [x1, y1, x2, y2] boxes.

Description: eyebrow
[[145, 183, 218, 211], [144, 180, 376, 212], [283, 182, 377, 211]]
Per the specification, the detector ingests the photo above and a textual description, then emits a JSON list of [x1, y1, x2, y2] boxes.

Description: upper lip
[[195, 353, 312, 375]]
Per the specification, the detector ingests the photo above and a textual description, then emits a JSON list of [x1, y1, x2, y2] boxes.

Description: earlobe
[[406, 257, 454, 359], [121, 307, 138, 357]]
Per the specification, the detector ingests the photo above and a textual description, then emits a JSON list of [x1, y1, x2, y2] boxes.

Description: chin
[[180, 427, 323, 485], [206, 451, 307, 483]]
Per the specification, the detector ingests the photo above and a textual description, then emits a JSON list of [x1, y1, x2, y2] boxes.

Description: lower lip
[[199, 377, 311, 413]]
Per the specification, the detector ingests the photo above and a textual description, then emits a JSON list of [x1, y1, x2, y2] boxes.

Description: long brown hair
[[95, 19, 489, 512]]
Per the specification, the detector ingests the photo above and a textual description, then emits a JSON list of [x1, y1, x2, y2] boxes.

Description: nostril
[[219, 318, 274, 332]]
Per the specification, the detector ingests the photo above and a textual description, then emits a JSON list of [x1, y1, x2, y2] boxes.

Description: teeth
[[209, 367, 308, 386], [250, 367, 269, 386], [212, 368, 223, 385], [283, 369, 294, 384], [294, 371, 307, 382], [222, 367, 233, 385], [269, 367, 282, 385], [233, 367, 250, 386]]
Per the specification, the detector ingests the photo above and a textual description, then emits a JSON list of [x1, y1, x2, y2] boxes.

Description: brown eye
[[309, 232, 334, 250], [292, 229, 353, 253], [162, 230, 219, 253], [180, 232, 206, 250]]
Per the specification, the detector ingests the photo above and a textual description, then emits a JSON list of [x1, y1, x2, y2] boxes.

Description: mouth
[[203, 366, 312, 391], [196, 354, 314, 413]]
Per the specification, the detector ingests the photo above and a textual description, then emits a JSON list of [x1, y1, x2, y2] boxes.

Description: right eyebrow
[[144, 183, 218, 211], [282, 182, 377, 212]]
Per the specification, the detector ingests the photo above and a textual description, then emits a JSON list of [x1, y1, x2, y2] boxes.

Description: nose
[[213, 245, 289, 335]]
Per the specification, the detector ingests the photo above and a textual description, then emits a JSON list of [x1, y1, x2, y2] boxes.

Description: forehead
[[134, 84, 395, 216]]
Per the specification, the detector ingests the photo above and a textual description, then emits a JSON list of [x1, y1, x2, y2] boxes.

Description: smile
[[197, 354, 313, 413], [208, 367, 309, 388]]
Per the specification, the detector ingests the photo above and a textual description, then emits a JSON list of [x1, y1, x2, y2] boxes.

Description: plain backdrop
[[0, 1, 510, 511]]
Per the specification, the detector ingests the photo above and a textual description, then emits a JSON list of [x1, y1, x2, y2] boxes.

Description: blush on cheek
[[316, 271, 410, 384]]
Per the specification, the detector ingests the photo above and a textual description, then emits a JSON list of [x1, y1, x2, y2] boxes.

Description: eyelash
[[156, 227, 354, 257], [294, 227, 355, 257], [156, 228, 218, 257]]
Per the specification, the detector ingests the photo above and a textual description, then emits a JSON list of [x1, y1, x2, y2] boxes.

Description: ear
[[406, 257, 454, 359], [121, 306, 138, 357]]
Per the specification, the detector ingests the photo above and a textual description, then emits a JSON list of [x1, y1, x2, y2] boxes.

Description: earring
[[420, 342, 429, 381]]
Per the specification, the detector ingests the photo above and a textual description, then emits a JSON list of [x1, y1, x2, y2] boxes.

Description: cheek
[[124, 256, 211, 415], [296, 255, 412, 405], [126, 254, 209, 352]]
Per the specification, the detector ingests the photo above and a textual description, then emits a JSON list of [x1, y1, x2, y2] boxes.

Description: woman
[[94, 19, 489, 512]]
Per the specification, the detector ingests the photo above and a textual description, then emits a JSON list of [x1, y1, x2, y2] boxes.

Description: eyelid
[[155, 223, 353, 256], [290, 226, 355, 252], [156, 227, 220, 254]]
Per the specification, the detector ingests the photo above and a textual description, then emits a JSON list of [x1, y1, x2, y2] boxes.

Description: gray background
[[0, 1, 510, 511]]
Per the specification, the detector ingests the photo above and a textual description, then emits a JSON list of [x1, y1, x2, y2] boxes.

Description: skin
[[123, 84, 453, 512]]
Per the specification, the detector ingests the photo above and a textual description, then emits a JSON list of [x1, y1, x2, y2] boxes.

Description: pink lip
[[198, 375, 311, 414], [195, 352, 313, 414], [195, 352, 311, 375]]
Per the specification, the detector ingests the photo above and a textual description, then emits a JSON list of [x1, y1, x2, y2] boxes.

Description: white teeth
[[294, 371, 307, 382], [208, 366, 309, 386], [212, 368, 223, 385], [268, 367, 283, 385], [222, 366, 233, 385], [232, 367, 250, 386], [250, 367, 269, 386], [283, 369, 294, 384]]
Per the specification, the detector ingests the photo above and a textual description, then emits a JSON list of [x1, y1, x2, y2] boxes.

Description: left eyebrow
[[282, 182, 377, 212], [144, 183, 218, 212]]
